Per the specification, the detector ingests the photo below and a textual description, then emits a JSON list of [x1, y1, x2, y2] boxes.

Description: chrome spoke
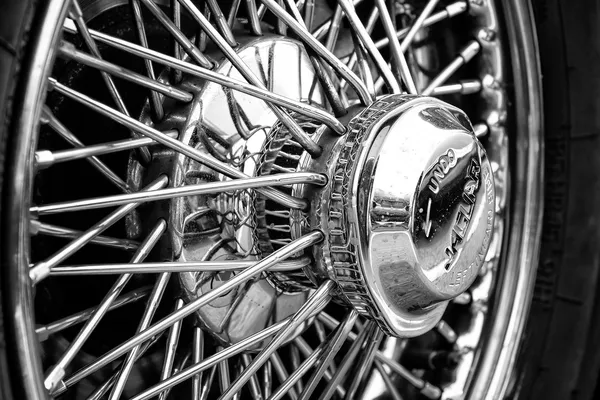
[[109, 271, 172, 400], [293, 337, 346, 397], [171, 0, 183, 82], [70, 0, 152, 163], [43, 219, 167, 392], [131, 316, 307, 400], [263, 360, 273, 398], [48, 77, 311, 210], [340, 6, 379, 92], [56, 231, 324, 395], [317, 321, 378, 400], [303, 0, 314, 31], [227, 0, 242, 27], [297, 310, 358, 400], [192, 327, 205, 400], [284, 0, 306, 23], [200, 366, 218, 400], [337, 0, 401, 94], [58, 41, 193, 102], [241, 354, 264, 400], [276, 0, 287, 35], [422, 40, 481, 95], [32, 172, 325, 215], [430, 79, 482, 96], [400, 0, 440, 52], [131, 0, 164, 119], [29, 176, 168, 284], [36, 285, 151, 341], [218, 280, 335, 400], [376, 354, 441, 399], [374, 0, 416, 93], [268, 340, 322, 400], [308, 54, 346, 116], [31, 220, 139, 251], [312, 0, 363, 40], [49, 257, 311, 275], [282, 0, 346, 116], [61, 20, 345, 133], [318, 313, 442, 399], [259, 0, 372, 105], [198, 1, 210, 51], [217, 346, 232, 395], [289, 344, 303, 395], [41, 107, 130, 192], [343, 326, 385, 400], [373, 1, 467, 50], [270, 352, 296, 400], [207, 0, 237, 46], [246, 0, 264, 35], [138, 0, 213, 68], [373, 360, 403, 400], [86, 334, 164, 400], [159, 298, 186, 400], [35, 130, 179, 169], [351, 31, 375, 97], [324, 5, 343, 52]]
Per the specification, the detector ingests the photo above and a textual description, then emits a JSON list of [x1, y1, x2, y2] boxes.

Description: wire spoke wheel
[[1, 0, 544, 399]]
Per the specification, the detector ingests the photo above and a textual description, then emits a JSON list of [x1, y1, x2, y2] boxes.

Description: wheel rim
[[1, 0, 543, 399]]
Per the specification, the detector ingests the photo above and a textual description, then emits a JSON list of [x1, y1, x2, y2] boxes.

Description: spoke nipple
[[460, 41, 481, 62], [482, 74, 500, 90], [435, 320, 457, 343], [29, 219, 41, 235], [44, 366, 66, 393], [485, 109, 507, 128], [314, 174, 329, 186], [30, 262, 51, 284], [40, 106, 52, 125], [446, 2, 468, 17], [30, 207, 40, 219], [471, 299, 488, 313], [473, 123, 489, 138], [477, 28, 497, 42], [47, 77, 57, 92], [421, 381, 442, 399], [35, 150, 55, 170], [459, 79, 483, 95], [452, 291, 472, 305]]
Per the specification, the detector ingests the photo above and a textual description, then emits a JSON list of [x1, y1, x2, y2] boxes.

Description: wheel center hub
[[307, 95, 495, 337], [145, 35, 495, 341]]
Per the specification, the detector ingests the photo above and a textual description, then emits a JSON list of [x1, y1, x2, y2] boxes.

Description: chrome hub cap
[[307, 95, 495, 337]]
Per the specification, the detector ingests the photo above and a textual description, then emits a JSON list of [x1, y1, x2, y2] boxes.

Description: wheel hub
[[147, 36, 495, 342], [306, 95, 495, 337]]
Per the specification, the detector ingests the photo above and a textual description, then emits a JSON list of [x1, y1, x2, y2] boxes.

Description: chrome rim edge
[[468, 0, 544, 398], [2, 1, 72, 399]]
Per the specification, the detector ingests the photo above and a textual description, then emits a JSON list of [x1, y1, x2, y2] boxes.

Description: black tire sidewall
[[517, 1, 600, 399]]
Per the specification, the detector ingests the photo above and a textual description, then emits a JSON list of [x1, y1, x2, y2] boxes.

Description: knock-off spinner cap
[[325, 95, 495, 337]]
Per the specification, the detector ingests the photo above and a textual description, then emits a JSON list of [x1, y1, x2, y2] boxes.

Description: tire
[[0, 1, 599, 400], [515, 1, 600, 399]]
